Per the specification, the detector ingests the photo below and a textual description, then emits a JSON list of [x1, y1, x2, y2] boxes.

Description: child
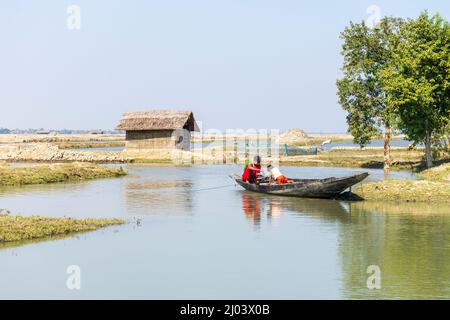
[[267, 164, 292, 184]]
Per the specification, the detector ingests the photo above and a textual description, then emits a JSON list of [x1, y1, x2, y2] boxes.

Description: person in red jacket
[[242, 156, 262, 183]]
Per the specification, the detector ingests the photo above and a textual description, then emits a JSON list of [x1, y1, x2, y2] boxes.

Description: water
[[323, 139, 419, 150], [0, 165, 448, 299]]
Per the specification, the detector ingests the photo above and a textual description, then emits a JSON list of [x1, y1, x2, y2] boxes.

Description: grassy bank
[[0, 162, 126, 186], [417, 163, 450, 182], [281, 148, 428, 169], [353, 163, 450, 202], [55, 141, 125, 149], [353, 179, 450, 202], [0, 215, 125, 243]]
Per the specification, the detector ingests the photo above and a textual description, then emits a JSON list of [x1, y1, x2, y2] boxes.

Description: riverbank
[[280, 148, 427, 169], [353, 179, 450, 202], [0, 133, 448, 172], [417, 163, 450, 182], [353, 163, 450, 202], [0, 162, 126, 186], [0, 215, 125, 243]]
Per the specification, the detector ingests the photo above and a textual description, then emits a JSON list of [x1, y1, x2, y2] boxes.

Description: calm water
[[0, 165, 448, 299], [323, 139, 418, 150]]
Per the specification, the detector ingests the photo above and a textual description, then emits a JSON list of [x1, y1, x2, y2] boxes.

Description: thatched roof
[[116, 110, 199, 132]]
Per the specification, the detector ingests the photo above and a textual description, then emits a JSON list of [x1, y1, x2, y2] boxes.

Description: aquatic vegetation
[[0, 216, 125, 243], [0, 162, 127, 186], [353, 180, 450, 202]]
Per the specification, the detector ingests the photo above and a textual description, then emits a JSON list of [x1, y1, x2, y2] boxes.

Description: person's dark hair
[[253, 155, 261, 164], [267, 164, 273, 169]]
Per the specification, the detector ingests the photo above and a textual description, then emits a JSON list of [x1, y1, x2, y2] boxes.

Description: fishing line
[[190, 184, 235, 193], [132, 182, 236, 194]]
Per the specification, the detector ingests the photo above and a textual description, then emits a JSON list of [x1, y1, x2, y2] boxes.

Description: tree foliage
[[338, 12, 450, 168], [381, 12, 450, 166], [337, 17, 403, 147]]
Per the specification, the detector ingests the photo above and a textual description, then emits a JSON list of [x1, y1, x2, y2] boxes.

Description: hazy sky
[[1, 1, 449, 132]]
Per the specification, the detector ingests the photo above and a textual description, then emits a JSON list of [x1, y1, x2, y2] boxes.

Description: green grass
[[352, 162, 450, 202], [131, 158, 174, 164], [0, 162, 127, 186], [417, 163, 450, 182], [0, 216, 125, 243], [281, 148, 425, 169], [55, 141, 125, 149], [353, 179, 450, 202]]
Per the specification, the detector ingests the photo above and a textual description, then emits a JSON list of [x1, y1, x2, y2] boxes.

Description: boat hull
[[230, 172, 369, 199]]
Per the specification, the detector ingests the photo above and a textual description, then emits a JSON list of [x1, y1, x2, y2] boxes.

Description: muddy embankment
[[0, 143, 130, 163]]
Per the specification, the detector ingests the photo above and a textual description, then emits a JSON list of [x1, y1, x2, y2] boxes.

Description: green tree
[[337, 17, 404, 171], [382, 12, 450, 168]]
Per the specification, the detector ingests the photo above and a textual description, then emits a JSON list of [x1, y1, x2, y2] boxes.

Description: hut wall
[[125, 129, 191, 151]]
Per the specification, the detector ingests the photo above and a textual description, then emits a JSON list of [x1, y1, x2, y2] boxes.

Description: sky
[[1, 0, 449, 132]]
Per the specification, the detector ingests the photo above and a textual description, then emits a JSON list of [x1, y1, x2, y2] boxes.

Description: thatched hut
[[116, 110, 199, 153]]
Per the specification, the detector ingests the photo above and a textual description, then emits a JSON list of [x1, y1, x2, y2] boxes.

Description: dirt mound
[[279, 128, 309, 144]]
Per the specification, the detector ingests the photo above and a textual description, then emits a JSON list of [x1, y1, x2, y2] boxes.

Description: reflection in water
[[267, 198, 283, 219], [0, 180, 88, 197], [239, 192, 450, 299], [240, 191, 351, 227], [127, 180, 193, 190], [340, 201, 450, 299], [0, 231, 97, 251], [125, 178, 194, 216], [241, 193, 262, 227]]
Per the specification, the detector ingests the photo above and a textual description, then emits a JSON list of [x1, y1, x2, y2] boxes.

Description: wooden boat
[[229, 172, 369, 199]]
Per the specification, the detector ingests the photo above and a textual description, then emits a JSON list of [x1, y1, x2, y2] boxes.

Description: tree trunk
[[425, 130, 433, 168], [383, 126, 391, 172]]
